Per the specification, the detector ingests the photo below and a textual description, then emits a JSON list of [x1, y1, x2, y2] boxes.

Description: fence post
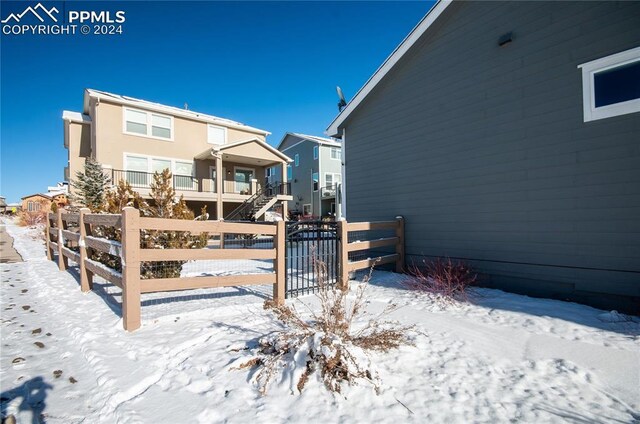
[[45, 212, 52, 261], [121, 207, 141, 331], [395, 215, 405, 273], [274, 220, 285, 305], [338, 220, 349, 290], [78, 208, 92, 292], [56, 209, 68, 271]]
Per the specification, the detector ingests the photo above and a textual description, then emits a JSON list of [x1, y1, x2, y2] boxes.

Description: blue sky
[[1, 1, 433, 203]]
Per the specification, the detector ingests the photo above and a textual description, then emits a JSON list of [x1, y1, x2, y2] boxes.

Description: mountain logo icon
[[1, 3, 59, 24]]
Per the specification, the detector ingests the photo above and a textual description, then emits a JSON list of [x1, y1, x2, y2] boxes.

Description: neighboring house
[[21, 192, 68, 213], [326, 1, 640, 312], [47, 182, 69, 194], [63, 89, 292, 220], [273, 133, 342, 219], [0, 196, 7, 214]]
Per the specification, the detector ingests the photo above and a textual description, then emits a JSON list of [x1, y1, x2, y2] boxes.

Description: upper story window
[[313, 146, 319, 160], [294, 154, 300, 167], [330, 147, 341, 160], [208, 124, 227, 145], [287, 164, 292, 180], [578, 47, 640, 122], [312, 172, 319, 191], [124, 107, 173, 140]]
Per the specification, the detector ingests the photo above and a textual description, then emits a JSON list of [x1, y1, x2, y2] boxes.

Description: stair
[[225, 184, 279, 221]]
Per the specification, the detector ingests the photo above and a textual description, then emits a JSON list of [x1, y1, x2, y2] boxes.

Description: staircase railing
[[225, 182, 291, 221]]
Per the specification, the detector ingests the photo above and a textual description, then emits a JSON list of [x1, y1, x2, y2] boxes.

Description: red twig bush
[[404, 257, 477, 302]]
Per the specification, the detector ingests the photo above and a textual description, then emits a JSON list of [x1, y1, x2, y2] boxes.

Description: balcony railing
[[266, 181, 291, 196], [320, 184, 339, 199], [108, 169, 285, 196], [111, 169, 198, 191]]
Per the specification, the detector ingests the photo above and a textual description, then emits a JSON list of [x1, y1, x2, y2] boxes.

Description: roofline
[[62, 110, 91, 124], [276, 132, 341, 151], [83, 89, 271, 136], [21, 193, 53, 200], [215, 137, 293, 163], [325, 0, 452, 136]]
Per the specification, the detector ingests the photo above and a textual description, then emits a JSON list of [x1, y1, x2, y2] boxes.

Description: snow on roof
[[277, 132, 341, 150], [62, 110, 91, 124], [326, 0, 452, 136], [84, 89, 270, 136]]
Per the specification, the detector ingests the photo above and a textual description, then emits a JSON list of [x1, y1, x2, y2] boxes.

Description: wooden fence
[[337, 216, 405, 288], [46, 207, 404, 331]]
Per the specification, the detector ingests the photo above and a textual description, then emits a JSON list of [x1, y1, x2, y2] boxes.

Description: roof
[[83, 89, 270, 136], [21, 191, 67, 200], [62, 110, 91, 124], [326, 0, 452, 136], [277, 132, 341, 151], [21, 193, 52, 200], [194, 137, 292, 164]]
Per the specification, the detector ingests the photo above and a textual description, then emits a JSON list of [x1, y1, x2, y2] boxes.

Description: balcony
[[320, 184, 339, 199], [107, 169, 291, 202]]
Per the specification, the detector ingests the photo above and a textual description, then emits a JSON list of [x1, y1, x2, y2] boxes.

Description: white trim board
[[325, 0, 452, 136]]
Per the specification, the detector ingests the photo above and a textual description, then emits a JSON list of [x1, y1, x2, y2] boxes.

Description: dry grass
[[404, 257, 477, 303], [18, 210, 47, 227], [234, 260, 413, 395]]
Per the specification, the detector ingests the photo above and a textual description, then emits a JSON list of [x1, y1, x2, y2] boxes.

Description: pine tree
[[72, 158, 109, 211]]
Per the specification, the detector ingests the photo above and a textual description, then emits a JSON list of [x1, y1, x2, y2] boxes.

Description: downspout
[[338, 128, 346, 220], [318, 143, 322, 218]]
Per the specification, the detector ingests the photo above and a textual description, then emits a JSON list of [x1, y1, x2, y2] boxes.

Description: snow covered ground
[[1, 218, 639, 423]]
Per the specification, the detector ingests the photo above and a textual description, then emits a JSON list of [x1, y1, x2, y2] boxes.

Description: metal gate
[[285, 220, 340, 298]]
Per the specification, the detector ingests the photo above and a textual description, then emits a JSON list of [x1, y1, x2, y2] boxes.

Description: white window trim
[[122, 153, 194, 188], [294, 154, 300, 167], [324, 172, 341, 188], [578, 46, 640, 122], [207, 124, 227, 145], [122, 107, 174, 141], [330, 147, 341, 160], [303, 204, 312, 216], [313, 145, 319, 160], [312, 172, 319, 192]]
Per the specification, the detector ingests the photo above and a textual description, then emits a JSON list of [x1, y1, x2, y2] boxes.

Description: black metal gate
[[285, 220, 339, 298]]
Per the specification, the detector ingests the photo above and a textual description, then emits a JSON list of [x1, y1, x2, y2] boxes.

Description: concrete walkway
[[0, 223, 23, 263]]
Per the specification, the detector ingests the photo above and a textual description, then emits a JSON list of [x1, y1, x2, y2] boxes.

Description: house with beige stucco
[[63, 89, 292, 220]]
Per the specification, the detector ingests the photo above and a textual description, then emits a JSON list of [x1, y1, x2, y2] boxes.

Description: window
[[330, 147, 341, 160], [324, 172, 341, 188], [174, 161, 194, 189], [27, 201, 41, 212], [578, 47, 640, 122], [125, 155, 149, 186], [312, 172, 319, 191], [152, 158, 171, 173], [294, 154, 299, 167], [123, 107, 173, 140], [287, 164, 292, 180], [303, 204, 312, 216], [207, 125, 226, 144], [124, 154, 193, 189], [313, 146, 318, 160]]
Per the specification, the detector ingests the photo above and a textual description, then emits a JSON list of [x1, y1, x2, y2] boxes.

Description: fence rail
[[46, 208, 404, 332]]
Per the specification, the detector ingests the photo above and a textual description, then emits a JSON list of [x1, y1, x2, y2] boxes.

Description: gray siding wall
[[278, 137, 319, 216], [342, 1, 640, 312]]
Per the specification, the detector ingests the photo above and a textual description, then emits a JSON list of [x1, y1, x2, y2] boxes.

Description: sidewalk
[[0, 222, 23, 263]]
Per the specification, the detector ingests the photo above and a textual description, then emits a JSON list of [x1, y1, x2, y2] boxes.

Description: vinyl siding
[[341, 1, 640, 311]]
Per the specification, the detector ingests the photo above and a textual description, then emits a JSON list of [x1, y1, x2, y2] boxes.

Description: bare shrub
[[18, 199, 49, 227], [404, 257, 476, 302], [234, 261, 413, 395]]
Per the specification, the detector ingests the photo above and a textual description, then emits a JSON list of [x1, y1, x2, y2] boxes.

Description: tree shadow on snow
[[0, 376, 52, 424]]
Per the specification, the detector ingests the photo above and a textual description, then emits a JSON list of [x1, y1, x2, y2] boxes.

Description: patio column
[[216, 154, 223, 220], [281, 162, 288, 221]]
